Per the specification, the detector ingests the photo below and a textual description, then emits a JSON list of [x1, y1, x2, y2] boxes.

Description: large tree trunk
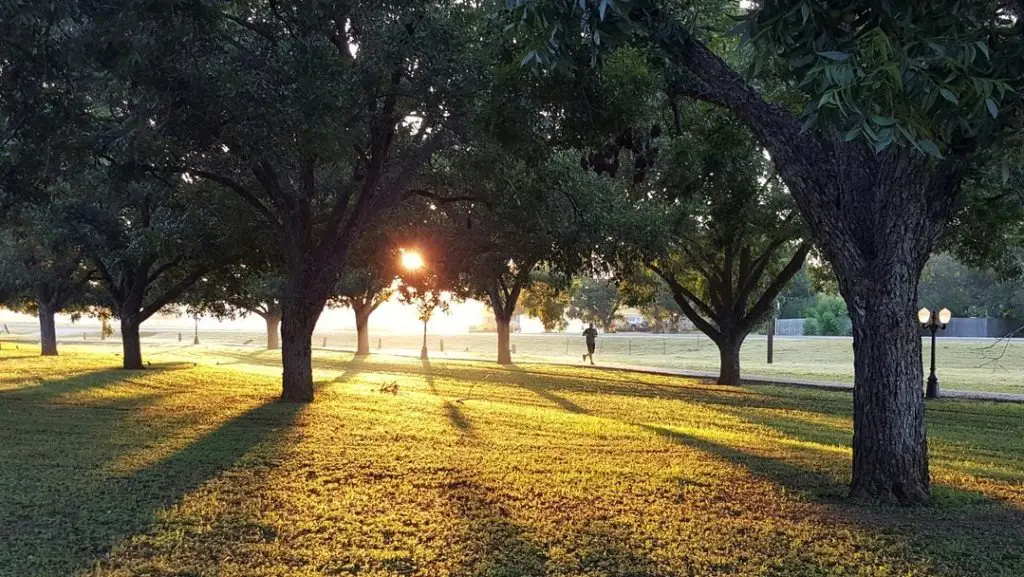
[[842, 262, 930, 504], [715, 333, 743, 386], [121, 317, 143, 369], [264, 313, 281, 350], [354, 304, 372, 356], [280, 295, 321, 402], [38, 302, 58, 356], [496, 315, 512, 365], [644, 21, 952, 503], [807, 164, 951, 504]]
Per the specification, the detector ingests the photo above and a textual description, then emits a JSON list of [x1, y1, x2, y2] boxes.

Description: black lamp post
[[918, 307, 951, 399]]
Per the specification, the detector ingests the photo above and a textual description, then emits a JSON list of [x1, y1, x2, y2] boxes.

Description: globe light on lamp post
[[918, 307, 952, 399]]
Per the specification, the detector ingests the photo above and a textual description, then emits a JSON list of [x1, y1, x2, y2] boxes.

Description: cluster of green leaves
[[62, 162, 258, 325], [329, 207, 411, 314], [803, 295, 852, 336], [0, 204, 98, 318], [185, 264, 286, 321], [568, 276, 623, 330], [919, 253, 1024, 319], [776, 267, 816, 318], [741, 1, 1024, 156], [623, 101, 809, 340], [944, 134, 1024, 277], [520, 269, 573, 331], [618, 268, 684, 332], [425, 146, 621, 308]]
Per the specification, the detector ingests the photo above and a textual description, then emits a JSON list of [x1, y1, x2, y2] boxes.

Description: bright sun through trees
[[400, 250, 424, 271], [1, 0, 1023, 575]]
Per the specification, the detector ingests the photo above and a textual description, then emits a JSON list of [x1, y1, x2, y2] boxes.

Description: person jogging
[[582, 323, 598, 365]]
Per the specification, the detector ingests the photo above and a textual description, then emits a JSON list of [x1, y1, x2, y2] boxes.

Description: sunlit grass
[[5, 324, 1023, 394], [1, 348, 1022, 576]]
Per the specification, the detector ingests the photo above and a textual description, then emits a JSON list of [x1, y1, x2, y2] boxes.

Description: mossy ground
[[1, 348, 1021, 576]]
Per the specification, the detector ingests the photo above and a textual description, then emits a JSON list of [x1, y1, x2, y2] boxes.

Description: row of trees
[[510, 0, 1024, 503], [3, 0, 1023, 504], [776, 251, 1024, 336], [518, 273, 683, 334]]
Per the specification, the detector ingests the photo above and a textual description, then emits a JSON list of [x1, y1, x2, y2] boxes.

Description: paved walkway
[[372, 348, 1024, 403], [578, 361, 1024, 403], [4, 335, 1020, 403]]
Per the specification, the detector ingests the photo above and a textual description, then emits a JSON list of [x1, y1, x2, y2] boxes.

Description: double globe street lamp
[[918, 307, 952, 399]]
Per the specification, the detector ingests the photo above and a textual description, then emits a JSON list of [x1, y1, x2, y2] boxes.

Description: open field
[[3, 320, 1024, 394], [1, 347, 1022, 576]]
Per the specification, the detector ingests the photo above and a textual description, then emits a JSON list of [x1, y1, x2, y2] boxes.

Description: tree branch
[[648, 263, 721, 336], [409, 189, 493, 209], [92, 257, 123, 304], [221, 12, 278, 43], [645, 11, 834, 211], [186, 168, 279, 226], [139, 266, 211, 322], [733, 237, 789, 312], [146, 257, 183, 286], [743, 242, 812, 331]]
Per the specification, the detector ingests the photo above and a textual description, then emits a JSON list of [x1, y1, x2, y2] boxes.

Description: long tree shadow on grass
[[0, 385, 303, 577], [421, 358, 475, 436], [211, 349, 831, 415], [331, 354, 369, 384], [640, 424, 841, 494], [640, 422, 1024, 575], [0, 367, 174, 402], [504, 363, 589, 415], [0, 353, 40, 361], [439, 476, 667, 577], [422, 357, 438, 394], [443, 401, 475, 436], [716, 402, 1024, 488]]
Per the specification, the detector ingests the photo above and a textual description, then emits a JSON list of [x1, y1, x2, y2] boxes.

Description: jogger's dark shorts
[[587, 342, 596, 354]]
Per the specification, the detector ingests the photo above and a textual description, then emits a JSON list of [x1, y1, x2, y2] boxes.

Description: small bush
[[803, 317, 821, 336], [804, 295, 851, 336]]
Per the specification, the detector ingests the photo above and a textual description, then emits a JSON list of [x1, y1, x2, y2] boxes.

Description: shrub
[[803, 317, 821, 336], [804, 295, 851, 336]]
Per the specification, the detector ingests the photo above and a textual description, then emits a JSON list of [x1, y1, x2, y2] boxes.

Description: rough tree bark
[[280, 291, 322, 403], [648, 22, 960, 502], [846, 265, 930, 503], [496, 315, 512, 365], [262, 312, 281, 350], [38, 301, 58, 356], [354, 302, 373, 356], [715, 332, 743, 386], [121, 316, 143, 369], [488, 279, 524, 366], [823, 168, 951, 503]]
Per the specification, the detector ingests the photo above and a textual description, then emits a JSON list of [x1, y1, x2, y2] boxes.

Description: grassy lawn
[[6, 322, 1024, 394], [1, 348, 1022, 576], [510, 334, 1024, 395]]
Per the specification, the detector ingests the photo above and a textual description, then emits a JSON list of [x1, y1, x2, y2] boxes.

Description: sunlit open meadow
[[4, 320, 1023, 394], [2, 347, 1021, 576]]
